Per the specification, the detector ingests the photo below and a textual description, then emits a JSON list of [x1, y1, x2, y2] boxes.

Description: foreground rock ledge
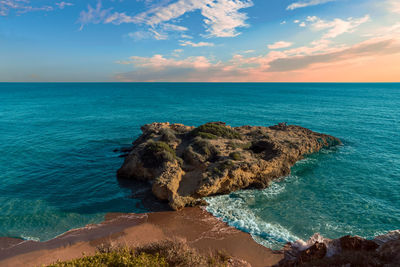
[[117, 122, 341, 210]]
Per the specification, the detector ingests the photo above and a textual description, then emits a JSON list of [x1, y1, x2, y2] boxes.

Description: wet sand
[[0, 207, 283, 267]]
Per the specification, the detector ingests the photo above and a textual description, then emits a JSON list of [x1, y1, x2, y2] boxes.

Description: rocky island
[[117, 122, 341, 210]]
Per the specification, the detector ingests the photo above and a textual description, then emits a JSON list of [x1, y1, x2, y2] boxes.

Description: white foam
[[205, 190, 300, 249], [20, 235, 40, 242], [261, 182, 286, 198]]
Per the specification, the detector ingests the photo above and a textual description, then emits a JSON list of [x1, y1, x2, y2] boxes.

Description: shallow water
[[0, 83, 399, 247]]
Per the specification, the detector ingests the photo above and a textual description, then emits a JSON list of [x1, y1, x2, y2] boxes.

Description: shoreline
[[0, 207, 283, 267]]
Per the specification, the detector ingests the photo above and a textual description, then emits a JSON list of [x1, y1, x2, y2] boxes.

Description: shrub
[[191, 123, 242, 140], [160, 128, 177, 143], [142, 141, 178, 167], [47, 240, 230, 267], [192, 137, 220, 161], [47, 248, 167, 267], [227, 141, 251, 150], [229, 152, 241, 161], [212, 160, 234, 176], [197, 132, 218, 139]]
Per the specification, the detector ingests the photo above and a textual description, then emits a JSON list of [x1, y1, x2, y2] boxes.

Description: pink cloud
[[115, 36, 400, 82]]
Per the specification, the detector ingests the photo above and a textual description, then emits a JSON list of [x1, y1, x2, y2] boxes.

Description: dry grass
[[47, 240, 231, 267]]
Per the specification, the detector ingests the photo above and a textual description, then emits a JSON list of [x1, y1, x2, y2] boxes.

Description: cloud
[[78, 1, 112, 30], [127, 31, 153, 41], [149, 28, 168, 40], [55, 2, 73, 10], [0, 0, 54, 16], [162, 23, 188, 32], [268, 41, 293, 49], [134, 0, 254, 37], [287, 0, 335, 10], [306, 15, 370, 39], [179, 40, 214, 47], [181, 34, 193, 39], [114, 36, 400, 82], [105, 12, 137, 25], [388, 0, 400, 14], [268, 39, 400, 72], [78, 0, 253, 38]]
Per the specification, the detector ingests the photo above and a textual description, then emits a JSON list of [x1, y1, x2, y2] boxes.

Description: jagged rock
[[117, 122, 341, 210], [298, 242, 327, 263], [276, 231, 400, 266], [340, 235, 379, 251]]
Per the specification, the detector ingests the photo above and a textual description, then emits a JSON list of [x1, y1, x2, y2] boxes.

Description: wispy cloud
[[287, 0, 335, 10], [0, 0, 72, 16], [55, 2, 73, 10], [78, 1, 112, 30], [131, 0, 254, 37], [179, 40, 214, 47], [0, 0, 55, 16], [268, 41, 293, 49], [306, 15, 370, 39]]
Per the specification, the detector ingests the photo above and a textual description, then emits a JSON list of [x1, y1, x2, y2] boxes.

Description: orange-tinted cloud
[[115, 36, 400, 82]]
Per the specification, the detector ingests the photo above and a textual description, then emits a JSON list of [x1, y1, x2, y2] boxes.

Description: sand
[[0, 207, 283, 267]]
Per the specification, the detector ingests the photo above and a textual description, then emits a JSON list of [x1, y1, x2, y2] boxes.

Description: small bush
[[47, 248, 167, 267], [192, 137, 220, 160], [142, 141, 178, 167], [191, 123, 242, 140], [48, 240, 230, 267], [229, 152, 241, 160], [160, 128, 177, 143], [227, 141, 251, 150], [146, 140, 176, 155], [197, 132, 218, 139], [212, 160, 234, 176]]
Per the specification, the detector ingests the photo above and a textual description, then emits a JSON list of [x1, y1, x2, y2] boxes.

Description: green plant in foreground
[[47, 240, 230, 267], [191, 123, 242, 140], [47, 249, 167, 267]]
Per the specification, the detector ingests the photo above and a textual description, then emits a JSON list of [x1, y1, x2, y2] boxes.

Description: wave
[[205, 182, 300, 249]]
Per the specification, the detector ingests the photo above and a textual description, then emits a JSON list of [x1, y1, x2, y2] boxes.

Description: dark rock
[[340, 235, 378, 251], [298, 242, 327, 263]]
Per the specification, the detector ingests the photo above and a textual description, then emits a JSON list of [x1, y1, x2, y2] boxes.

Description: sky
[[0, 0, 399, 82]]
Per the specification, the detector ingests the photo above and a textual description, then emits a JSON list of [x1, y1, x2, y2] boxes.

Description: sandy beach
[[0, 207, 283, 267]]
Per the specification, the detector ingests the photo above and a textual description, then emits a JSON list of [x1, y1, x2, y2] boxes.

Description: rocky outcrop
[[117, 122, 341, 210], [276, 230, 400, 266]]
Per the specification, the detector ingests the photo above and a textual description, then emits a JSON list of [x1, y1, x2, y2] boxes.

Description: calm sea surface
[[0, 83, 399, 248]]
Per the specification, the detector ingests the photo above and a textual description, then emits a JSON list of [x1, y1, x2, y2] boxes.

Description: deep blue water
[[0, 83, 399, 248]]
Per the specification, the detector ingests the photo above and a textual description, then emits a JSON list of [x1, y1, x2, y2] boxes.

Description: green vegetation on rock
[[212, 160, 234, 176], [47, 240, 230, 267], [160, 128, 177, 143], [227, 141, 251, 150], [142, 141, 179, 167], [229, 152, 241, 160], [191, 123, 242, 139], [192, 137, 220, 160]]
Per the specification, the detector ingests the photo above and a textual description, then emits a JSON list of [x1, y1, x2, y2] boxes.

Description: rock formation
[[276, 230, 400, 266], [117, 122, 341, 210]]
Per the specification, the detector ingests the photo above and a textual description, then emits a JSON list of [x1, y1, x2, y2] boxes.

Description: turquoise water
[[0, 83, 399, 248]]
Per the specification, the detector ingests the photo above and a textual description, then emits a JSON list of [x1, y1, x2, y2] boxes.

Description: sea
[[0, 83, 399, 249]]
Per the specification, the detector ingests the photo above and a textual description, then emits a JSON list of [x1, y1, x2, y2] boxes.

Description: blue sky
[[1, 0, 399, 82]]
